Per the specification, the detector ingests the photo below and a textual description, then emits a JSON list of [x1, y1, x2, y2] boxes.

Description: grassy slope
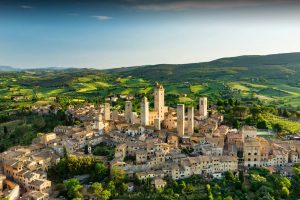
[[1, 53, 300, 111]]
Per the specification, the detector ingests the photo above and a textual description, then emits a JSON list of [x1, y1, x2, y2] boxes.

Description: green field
[[262, 113, 300, 134]]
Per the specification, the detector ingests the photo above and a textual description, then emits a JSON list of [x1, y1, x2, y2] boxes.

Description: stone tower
[[112, 110, 119, 121], [187, 106, 194, 136], [125, 101, 132, 123], [104, 103, 111, 121], [154, 83, 165, 120], [177, 104, 185, 137], [95, 114, 104, 135], [199, 97, 208, 118], [154, 118, 161, 131], [140, 97, 149, 126]]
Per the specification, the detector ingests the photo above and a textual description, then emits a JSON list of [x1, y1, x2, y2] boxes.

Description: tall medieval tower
[[104, 103, 111, 121], [187, 106, 194, 136], [140, 97, 149, 126], [199, 97, 208, 118], [154, 83, 165, 120], [95, 114, 104, 135], [125, 101, 132, 123], [177, 104, 185, 137]]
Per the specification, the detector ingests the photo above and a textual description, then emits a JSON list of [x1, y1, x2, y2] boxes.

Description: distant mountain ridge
[[0, 66, 79, 72], [106, 52, 300, 82], [0, 66, 22, 71], [2, 52, 300, 83]]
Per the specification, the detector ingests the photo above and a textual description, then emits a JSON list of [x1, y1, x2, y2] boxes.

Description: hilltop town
[[0, 83, 300, 199]]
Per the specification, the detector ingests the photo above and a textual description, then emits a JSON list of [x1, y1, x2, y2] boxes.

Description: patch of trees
[[0, 111, 70, 152], [92, 143, 115, 161]]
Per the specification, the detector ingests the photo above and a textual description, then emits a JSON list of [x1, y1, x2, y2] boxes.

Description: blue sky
[[1, 0, 300, 69]]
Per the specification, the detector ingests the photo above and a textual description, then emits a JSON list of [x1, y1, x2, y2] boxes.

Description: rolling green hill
[[107, 52, 300, 82], [1, 52, 300, 113]]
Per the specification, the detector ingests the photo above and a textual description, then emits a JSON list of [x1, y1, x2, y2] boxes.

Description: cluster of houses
[[1, 83, 300, 199]]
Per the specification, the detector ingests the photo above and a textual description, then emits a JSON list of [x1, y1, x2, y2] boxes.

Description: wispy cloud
[[130, 0, 297, 11], [92, 15, 113, 20], [20, 5, 33, 9]]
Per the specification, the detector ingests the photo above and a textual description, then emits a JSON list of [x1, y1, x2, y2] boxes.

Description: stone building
[[241, 126, 257, 141], [243, 137, 261, 167]]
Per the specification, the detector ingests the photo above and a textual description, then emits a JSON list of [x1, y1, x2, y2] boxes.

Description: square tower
[[187, 106, 194, 136], [199, 97, 208, 118], [154, 118, 161, 131], [125, 101, 132, 123], [177, 104, 185, 137], [112, 110, 119, 121], [104, 103, 111, 121], [140, 97, 149, 126], [154, 83, 165, 120]]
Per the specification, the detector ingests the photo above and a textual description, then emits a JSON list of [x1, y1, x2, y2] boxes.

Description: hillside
[[107, 52, 300, 82], [1, 52, 300, 112]]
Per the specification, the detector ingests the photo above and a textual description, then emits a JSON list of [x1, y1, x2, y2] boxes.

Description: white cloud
[[132, 0, 296, 11], [92, 15, 112, 20], [20, 5, 33, 9]]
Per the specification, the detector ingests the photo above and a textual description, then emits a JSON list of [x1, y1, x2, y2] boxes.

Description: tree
[[233, 119, 240, 129], [206, 184, 214, 200], [239, 171, 244, 183], [101, 189, 111, 200], [281, 186, 289, 198], [121, 182, 128, 194], [250, 174, 267, 191], [3, 126, 8, 134], [234, 105, 249, 118], [257, 120, 268, 129], [282, 109, 289, 118], [294, 166, 300, 175], [179, 181, 186, 194], [64, 178, 83, 199], [88, 182, 103, 199], [107, 181, 117, 198], [280, 177, 291, 189], [250, 105, 261, 119], [217, 99, 224, 106], [256, 186, 273, 199], [224, 171, 235, 182], [93, 162, 108, 181], [273, 123, 283, 133], [111, 166, 125, 183], [228, 98, 234, 106], [183, 184, 195, 195], [84, 145, 89, 154], [224, 196, 233, 200]]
